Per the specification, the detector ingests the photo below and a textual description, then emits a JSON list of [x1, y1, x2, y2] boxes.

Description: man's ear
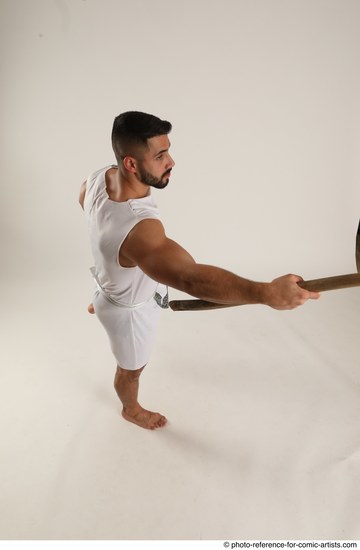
[[123, 156, 137, 173]]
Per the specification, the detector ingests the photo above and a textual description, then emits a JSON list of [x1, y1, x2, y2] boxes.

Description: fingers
[[269, 274, 320, 310], [297, 290, 320, 304], [294, 279, 320, 303], [291, 274, 321, 301], [291, 274, 304, 284]]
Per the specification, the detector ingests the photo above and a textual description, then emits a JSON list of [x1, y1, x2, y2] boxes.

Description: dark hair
[[111, 111, 172, 162]]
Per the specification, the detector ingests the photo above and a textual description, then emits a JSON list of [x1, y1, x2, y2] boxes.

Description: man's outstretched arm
[[121, 219, 320, 311]]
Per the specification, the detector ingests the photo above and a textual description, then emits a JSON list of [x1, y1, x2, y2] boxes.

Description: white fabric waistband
[[90, 267, 169, 310]]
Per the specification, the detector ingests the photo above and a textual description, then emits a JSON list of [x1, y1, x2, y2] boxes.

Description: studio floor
[[1, 275, 360, 540]]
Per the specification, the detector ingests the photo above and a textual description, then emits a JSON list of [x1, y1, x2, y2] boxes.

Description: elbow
[[173, 266, 202, 297]]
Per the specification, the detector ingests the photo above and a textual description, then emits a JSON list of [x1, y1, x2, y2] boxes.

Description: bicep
[[123, 219, 196, 289], [139, 238, 196, 288]]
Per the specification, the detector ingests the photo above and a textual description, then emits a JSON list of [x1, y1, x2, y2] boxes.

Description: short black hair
[[111, 111, 172, 162]]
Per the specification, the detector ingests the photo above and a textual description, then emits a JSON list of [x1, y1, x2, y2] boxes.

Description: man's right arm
[[121, 218, 320, 310]]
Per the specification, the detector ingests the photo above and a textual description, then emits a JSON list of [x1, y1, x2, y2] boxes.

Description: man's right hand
[[264, 274, 320, 310]]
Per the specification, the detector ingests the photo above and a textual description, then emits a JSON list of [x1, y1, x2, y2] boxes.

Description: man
[[79, 111, 320, 431]]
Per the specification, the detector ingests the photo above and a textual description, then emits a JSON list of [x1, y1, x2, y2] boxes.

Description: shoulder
[[127, 218, 166, 246], [79, 165, 114, 208], [86, 165, 113, 186], [79, 180, 87, 208], [121, 218, 166, 262], [128, 196, 161, 221]]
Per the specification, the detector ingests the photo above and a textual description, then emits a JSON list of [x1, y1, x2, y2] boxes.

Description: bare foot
[[88, 303, 95, 314], [122, 407, 167, 430]]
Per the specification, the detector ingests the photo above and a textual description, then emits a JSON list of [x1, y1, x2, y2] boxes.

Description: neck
[[107, 166, 151, 202]]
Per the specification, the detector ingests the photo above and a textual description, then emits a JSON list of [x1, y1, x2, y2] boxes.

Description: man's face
[[136, 135, 175, 189]]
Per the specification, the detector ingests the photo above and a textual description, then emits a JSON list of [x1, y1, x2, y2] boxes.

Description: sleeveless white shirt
[[84, 165, 161, 305]]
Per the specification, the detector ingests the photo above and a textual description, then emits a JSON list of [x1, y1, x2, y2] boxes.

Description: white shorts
[[92, 289, 162, 370]]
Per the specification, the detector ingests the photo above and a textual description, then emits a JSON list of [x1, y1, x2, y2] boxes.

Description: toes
[[155, 415, 167, 428], [149, 415, 164, 429]]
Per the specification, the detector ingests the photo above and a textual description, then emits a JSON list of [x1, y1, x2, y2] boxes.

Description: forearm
[[179, 263, 269, 305]]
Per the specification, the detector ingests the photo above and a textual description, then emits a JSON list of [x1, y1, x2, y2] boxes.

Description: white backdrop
[[1, 0, 360, 542], [1, 0, 359, 284]]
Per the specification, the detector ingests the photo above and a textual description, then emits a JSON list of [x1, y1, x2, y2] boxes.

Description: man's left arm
[[79, 181, 86, 209]]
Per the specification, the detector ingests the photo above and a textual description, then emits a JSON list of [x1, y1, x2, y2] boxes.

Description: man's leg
[[114, 365, 167, 430]]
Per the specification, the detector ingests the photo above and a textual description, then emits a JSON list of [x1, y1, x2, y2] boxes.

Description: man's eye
[[156, 155, 163, 160]]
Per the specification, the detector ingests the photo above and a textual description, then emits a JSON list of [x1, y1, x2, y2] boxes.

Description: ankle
[[123, 404, 142, 415]]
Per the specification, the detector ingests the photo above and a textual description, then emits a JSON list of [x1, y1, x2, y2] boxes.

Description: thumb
[[308, 291, 321, 300], [295, 276, 321, 300]]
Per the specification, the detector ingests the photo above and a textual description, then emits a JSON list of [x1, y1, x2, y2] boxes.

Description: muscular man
[[79, 111, 320, 431]]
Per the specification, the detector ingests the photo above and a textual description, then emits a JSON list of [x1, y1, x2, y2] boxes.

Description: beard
[[137, 166, 171, 189]]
